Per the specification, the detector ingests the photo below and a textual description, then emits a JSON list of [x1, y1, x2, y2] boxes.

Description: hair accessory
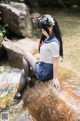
[[37, 14, 55, 28], [45, 14, 55, 26]]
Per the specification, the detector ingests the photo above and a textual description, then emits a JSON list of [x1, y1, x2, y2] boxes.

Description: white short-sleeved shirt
[[40, 41, 59, 64]]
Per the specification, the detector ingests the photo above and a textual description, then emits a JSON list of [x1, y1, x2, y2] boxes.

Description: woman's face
[[41, 26, 53, 38], [41, 29, 49, 38]]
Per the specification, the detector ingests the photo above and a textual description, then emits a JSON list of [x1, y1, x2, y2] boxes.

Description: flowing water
[[0, 7, 80, 121]]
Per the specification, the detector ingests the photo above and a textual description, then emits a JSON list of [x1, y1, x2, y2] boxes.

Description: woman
[[13, 14, 63, 103]]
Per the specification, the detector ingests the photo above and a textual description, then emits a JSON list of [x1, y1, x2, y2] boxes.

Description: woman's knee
[[22, 54, 26, 62], [23, 52, 28, 61], [21, 69, 25, 76], [21, 69, 27, 79], [22, 56, 28, 67], [22, 52, 37, 71]]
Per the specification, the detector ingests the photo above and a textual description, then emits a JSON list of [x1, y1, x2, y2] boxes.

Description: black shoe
[[12, 93, 21, 104], [27, 77, 34, 87]]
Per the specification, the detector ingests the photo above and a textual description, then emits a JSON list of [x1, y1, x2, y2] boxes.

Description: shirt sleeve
[[50, 42, 59, 57]]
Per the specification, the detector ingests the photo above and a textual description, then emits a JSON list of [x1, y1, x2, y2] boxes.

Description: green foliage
[[0, 24, 8, 45], [0, 24, 7, 37]]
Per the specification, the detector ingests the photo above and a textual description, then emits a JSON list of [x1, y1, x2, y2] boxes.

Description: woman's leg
[[13, 69, 28, 100], [23, 52, 38, 71], [13, 52, 38, 100], [14, 57, 30, 97], [16, 69, 28, 94], [18, 52, 38, 92]]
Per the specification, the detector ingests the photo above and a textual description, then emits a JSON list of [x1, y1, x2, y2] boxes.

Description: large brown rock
[[10, 0, 24, 2], [2, 37, 39, 68], [0, 2, 33, 37], [23, 80, 80, 121], [31, 12, 41, 29]]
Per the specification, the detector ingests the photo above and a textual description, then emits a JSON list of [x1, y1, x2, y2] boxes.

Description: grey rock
[[2, 38, 38, 69], [0, 2, 33, 37]]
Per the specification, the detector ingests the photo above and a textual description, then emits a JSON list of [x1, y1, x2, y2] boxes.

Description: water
[[0, 62, 33, 121]]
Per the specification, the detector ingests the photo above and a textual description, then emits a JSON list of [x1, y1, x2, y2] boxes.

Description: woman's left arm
[[52, 57, 61, 90]]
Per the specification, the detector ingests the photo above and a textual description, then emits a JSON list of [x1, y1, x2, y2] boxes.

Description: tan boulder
[[2, 37, 39, 68], [23, 81, 80, 121]]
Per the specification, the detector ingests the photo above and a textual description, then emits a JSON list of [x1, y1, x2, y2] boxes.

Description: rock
[[23, 81, 80, 121], [10, 109, 37, 121], [71, 4, 79, 9], [31, 12, 41, 29], [10, 0, 24, 2], [2, 38, 39, 68], [0, 68, 21, 110], [0, 68, 21, 91], [0, 90, 8, 98], [0, 2, 33, 37], [0, 11, 1, 21], [34, 53, 40, 60]]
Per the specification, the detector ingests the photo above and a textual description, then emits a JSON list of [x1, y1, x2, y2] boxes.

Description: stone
[[23, 80, 80, 121], [31, 12, 41, 29], [10, 0, 24, 2], [71, 4, 79, 9], [0, 2, 33, 37], [0, 11, 1, 21], [2, 37, 39, 68]]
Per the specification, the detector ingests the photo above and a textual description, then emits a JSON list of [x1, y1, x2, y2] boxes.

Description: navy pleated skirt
[[34, 61, 53, 81]]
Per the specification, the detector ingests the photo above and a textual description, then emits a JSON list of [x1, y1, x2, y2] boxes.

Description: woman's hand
[[53, 78, 62, 90]]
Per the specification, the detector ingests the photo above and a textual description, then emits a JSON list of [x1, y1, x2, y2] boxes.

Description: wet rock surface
[[0, 68, 21, 110], [0, 66, 35, 121]]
